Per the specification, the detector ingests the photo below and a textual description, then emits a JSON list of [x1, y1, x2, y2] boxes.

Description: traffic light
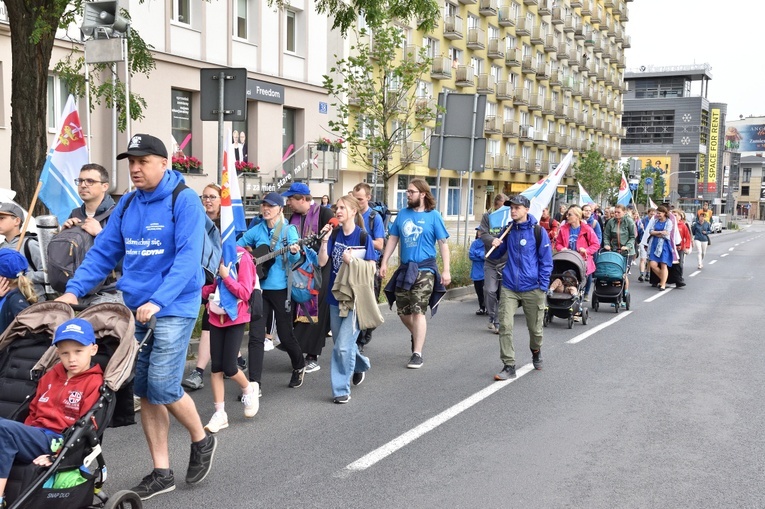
[[81, 1, 129, 39], [695, 171, 700, 179]]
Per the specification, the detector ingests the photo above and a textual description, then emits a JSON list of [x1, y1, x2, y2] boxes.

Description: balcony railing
[[484, 116, 501, 134], [502, 120, 519, 138], [622, 35, 631, 48], [564, 15, 579, 33], [455, 65, 475, 87], [549, 70, 561, 86], [483, 39, 503, 62], [496, 81, 514, 100], [444, 16, 464, 40], [403, 45, 423, 64], [479, 0, 499, 16], [513, 88, 530, 105], [544, 34, 557, 53], [538, 0, 553, 15], [538, 62, 551, 80], [533, 130, 549, 143], [498, 4, 517, 26], [477, 74, 496, 94], [529, 94, 542, 111], [531, 28, 545, 46], [430, 56, 452, 79], [467, 27, 486, 50], [515, 16, 531, 36], [543, 99, 555, 116], [551, 6, 564, 24], [505, 47, 521, 67], [581, 0, 592, 16], [401, 142, 424, 163], [522, 56, 537, 74], [554, 102, 566, 119], [519, 125, 534, 140]]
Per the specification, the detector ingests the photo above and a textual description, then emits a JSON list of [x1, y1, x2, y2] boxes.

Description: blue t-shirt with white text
[[388, 208, 449, 266]]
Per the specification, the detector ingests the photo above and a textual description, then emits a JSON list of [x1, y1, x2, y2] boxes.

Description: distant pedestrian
[[488, 195, 552, 381], [692, 214, 711, 269], [478, 194, 508, 334], [602, 204, 636, 296], [381, 178, 450, 369], [641, 205, 678, 291], [469, 229, 486, 315]]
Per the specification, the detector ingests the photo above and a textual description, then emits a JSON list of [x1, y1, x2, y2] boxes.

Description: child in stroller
[[544, 251, 589, 328], [0, 318, 103, 508], [549, 270, 579, 296]]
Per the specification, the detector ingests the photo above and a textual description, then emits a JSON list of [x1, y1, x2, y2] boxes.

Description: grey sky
[[626, 0, 760, 121]]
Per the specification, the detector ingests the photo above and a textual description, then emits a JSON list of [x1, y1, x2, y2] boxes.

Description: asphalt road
[[100, 224, 765, 508]]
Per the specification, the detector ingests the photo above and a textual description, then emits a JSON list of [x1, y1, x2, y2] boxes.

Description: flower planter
[[317, 144, 329, 152]]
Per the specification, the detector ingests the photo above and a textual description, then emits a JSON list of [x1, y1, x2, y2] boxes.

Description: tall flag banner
[[218, 130, 249, 320], [616, 171, 631, 206], [649, 197, 658, 209], [39, 95, 87, 223], [578, 183, 594, 206], [521, 150, 574, 221]]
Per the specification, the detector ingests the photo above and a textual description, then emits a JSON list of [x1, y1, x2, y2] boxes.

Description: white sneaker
[[204, 411, 229, 433], [263, 339, 274, 351], [488, 323, 496, 332], [242, 382, 259, 418]]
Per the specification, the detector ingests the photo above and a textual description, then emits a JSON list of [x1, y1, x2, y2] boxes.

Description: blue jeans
[[329, 306, 370, 398], [133, 316, 196, 405], [0, 418, 59, 477]]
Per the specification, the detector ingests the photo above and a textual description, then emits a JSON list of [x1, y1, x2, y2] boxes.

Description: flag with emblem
[[39, 95, 88, 223], [616, 171, 631, 206], [218, 130, 249, 320]]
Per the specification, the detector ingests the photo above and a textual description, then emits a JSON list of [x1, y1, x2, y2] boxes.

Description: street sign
[[645, 177, 654, 185], [200, 68, 247, 121], [629, 183, 638, 191], [668, 191, 680, 202]]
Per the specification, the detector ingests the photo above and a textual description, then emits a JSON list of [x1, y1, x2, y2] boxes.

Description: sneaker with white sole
[[352, 371, 365, 386], [304, 359, 320, 373], [182, 370, 204, 390], [242, 383, 259, 418], [407, 353, 423, 369], [204, 411, 229, 433], [186, 434, 217, 484], [131, 470, 176, 500], [263, 339, 274, 351], [488, 322, 496, 332]]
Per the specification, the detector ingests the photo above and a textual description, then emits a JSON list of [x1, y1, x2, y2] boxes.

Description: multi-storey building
[[621, 63, 728, 216], [0, 0, 332, 199], [335, 0, 631, 218]]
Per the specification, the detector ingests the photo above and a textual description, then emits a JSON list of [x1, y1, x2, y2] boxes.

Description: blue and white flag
[[521, 150, 574, 221], [578, 182, 595, 206], [218, 130, 249, 320], [39, 95, 87, 223], [616, 171, 631, 206]]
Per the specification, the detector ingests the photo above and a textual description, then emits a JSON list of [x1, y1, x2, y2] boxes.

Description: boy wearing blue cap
[[0, 318, 103, 507]]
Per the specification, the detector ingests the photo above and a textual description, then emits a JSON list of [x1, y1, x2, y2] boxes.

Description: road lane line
[[721, 253, 729, 257], [709, 260, 718, 265], [644, 287, 673, 302], [729, 247, 735, 251], [566, 310, 633, 344], [341, 364, 535, 474], [689, 270, 700, 277]]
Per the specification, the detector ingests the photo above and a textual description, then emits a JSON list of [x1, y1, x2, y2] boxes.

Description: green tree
[[322, 23, 437, 200], [303, 0, 440, 36], [4, 0, 154, 210], [632, 160, 667, 208], [573, 144, 619, 204]]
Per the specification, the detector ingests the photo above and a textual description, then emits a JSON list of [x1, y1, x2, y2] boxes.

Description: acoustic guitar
[[252, 234, 318, 280]]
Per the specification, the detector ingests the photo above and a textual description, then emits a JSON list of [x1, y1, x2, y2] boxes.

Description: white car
[[710, 216, 723, 233]]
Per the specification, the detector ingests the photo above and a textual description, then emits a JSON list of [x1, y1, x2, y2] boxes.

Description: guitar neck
[[254, 234, 317, 265]]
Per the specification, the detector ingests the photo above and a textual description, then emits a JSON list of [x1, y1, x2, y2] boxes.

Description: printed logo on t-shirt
[[401, 219, 423, 246]]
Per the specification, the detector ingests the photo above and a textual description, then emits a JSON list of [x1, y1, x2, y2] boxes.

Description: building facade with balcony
[[621, 64, 729, 215], [0, 0, 333, 208], [334, 0, 631, 218]]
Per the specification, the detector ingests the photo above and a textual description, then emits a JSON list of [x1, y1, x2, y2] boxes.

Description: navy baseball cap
[[281, 182, 311, 197], [258, 192, 284, 207], [117, 134, 168, 160], [506, 195, 531, 208], [53, 318, 96, 346]]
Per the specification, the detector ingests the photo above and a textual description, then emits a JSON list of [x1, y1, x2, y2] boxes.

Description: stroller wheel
[[615, 299, 620, 313], [104, 490, 143, 509], [592, 297, 599, 312], [567, 316, 574, 329], [625, 292, 631, 310], [543, 309, 549, 327]]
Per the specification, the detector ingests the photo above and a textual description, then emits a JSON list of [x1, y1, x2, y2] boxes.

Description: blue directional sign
[[645, 177, 654, 185]]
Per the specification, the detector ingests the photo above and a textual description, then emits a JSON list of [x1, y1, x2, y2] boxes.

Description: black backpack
[[47, 208, 114, 294]]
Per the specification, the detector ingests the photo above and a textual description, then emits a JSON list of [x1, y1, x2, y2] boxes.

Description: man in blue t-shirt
[[380, 178, 451, 369], [352, 183, 386, 349]]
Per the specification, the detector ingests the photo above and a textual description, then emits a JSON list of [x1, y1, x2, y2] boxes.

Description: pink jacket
[[202, 247, 256, 327], [555, 222, 600, 275]]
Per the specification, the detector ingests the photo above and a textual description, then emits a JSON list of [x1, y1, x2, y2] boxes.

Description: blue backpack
[[288, 246, 321, 304], [121, 183, 222, 285]]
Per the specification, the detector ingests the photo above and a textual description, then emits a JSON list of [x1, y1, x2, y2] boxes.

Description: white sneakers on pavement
[[204, 411, 229, 433]]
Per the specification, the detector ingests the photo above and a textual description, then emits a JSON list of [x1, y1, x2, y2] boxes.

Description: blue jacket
[[468, 238, 485, 281], [585, 215, 602, 244], [237, 217, 300, 291], [489, 214, 553, 292], [66, 170, 204, 318]]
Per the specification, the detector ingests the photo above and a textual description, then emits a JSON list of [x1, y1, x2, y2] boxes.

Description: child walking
[[0, 318, 104, 507], [469, 230, 486, 315], [202, 247, 258, 432]]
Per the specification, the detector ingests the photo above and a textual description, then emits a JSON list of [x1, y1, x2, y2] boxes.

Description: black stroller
[[543, 250, 589, 329], [0, 301, 152, 509], [591, 251, 631, 312]]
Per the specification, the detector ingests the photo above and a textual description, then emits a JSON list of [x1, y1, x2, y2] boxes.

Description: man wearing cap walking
[[282, 182, 334, 373], [488, 195, 552, 381], [56, 134, 216, 500], [237, 192, 306, 390], [0, 202, 46, 299]]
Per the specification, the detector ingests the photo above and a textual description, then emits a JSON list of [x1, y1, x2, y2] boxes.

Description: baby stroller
[[543, 250, 589, 329], [591, 251, 631, 312], [0, 301, 151, 509]]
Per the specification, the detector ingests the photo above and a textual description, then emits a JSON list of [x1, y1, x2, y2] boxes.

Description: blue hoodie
[[489, 214, 553, 292], [66, 170, 204, 318]]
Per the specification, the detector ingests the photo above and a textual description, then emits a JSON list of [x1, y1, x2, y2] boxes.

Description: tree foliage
[[322, 23, 437, 199], [4, 0, 154, 210], [633, 161, 667, 208], [573, 144, 619, 204]]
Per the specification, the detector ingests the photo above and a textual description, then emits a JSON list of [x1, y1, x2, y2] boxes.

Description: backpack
[[368, 201, 391, 232], [288, 246, 322, 305], [46, 208, 114, 294], [122, 183, 222, 285]]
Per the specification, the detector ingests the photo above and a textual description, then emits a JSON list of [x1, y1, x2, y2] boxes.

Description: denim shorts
[[133, 316, 196, 405]]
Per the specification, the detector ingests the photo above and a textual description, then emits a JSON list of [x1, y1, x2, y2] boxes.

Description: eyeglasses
[[201, 195, 220, 201], [74, 178, 105, 187], [406, 190, 420, 195]]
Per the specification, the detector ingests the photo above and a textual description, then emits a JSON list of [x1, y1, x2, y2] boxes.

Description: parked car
[[710, 216, 723, 233]]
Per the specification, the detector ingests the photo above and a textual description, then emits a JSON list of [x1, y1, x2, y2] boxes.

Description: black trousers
[[248, 288, 305, 383], [210, 323, 246, 377], [296, 263, 331, 358], [474, 280, 485, 309]]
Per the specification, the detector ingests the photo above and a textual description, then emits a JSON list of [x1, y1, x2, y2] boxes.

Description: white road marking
[[721, 253, 729, 257], [644, 287, 673, 302], [341, 364, 535, 474], [729, 247, 735, 251], [709, 260, 718, 265], [566, 311, 633, 344], [689, 270, 700, 277]]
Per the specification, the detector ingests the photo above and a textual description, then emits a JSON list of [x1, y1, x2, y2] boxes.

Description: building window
[[234, 0, 250, 39], [741, 185, 750, 197], [743, 168, 751, 183], [47, 75, 73, 131], [174, 0, 190, 24], [286, 10, 298, 53], [622, 110, 675, 145], [171, 89, 193, 159]]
